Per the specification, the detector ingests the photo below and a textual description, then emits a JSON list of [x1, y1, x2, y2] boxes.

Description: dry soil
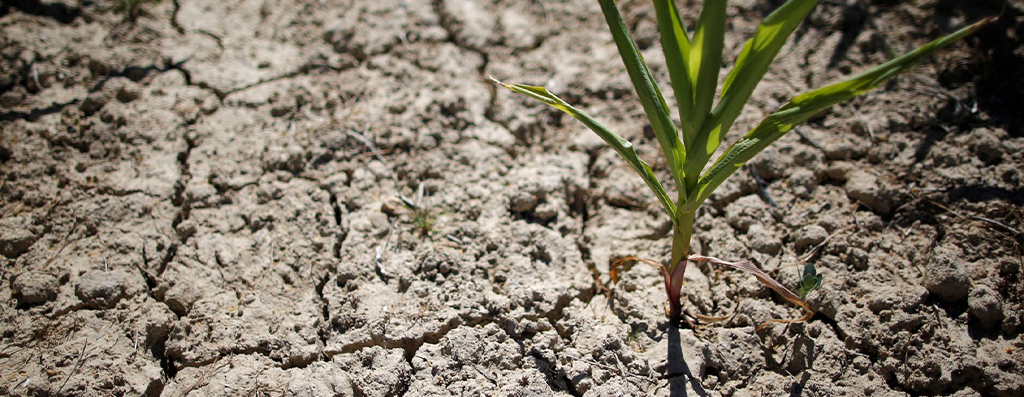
[[1, 0, 1023, 396]]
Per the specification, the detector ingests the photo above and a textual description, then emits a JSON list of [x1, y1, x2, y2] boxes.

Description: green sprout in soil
[[797, 263, 823, 300], [398, 195, 439, 236], [496, 0, 992, 323], [626, 324, 646, 352]]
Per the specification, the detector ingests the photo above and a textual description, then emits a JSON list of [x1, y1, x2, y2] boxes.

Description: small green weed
[[398, 195, 439, 236], [797, 263, 823, 300]]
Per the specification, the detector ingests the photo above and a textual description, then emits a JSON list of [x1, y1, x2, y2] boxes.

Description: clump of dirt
[[1, 0, 1022, 396]]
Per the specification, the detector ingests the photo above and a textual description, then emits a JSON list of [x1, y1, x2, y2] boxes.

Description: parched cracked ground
[[1, 0, 1023, 396]]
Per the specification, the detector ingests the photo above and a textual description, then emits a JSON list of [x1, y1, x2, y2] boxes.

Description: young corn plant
[[496, 0, 991, 322]]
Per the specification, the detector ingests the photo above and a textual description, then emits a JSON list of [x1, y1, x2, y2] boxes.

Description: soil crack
[[430, 0, 518, 155], [170, 0, 184, 34]]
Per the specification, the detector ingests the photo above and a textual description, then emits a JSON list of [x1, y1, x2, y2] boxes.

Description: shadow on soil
[[667, 324, 709, 397]]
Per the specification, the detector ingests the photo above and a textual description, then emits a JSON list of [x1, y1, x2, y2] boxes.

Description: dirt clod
[[0, 217, 38, 258], [75, 270, 128, 309], [794, 224, 828, 253], [923, 244, 971, 302], [844, 171, 894, 215], [969, 285, 1004, 328], [11, 271, 59, 305]]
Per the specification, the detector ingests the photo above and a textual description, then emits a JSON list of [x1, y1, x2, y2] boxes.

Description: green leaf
[[686, 0, 727, 139], [686, 0, 819, 178], [797, 263, 823, 299], [653, 0, 694, 145], [688, 17, 993, 210], [598, 0, 686, 192], [655, 0, 726, 161], [494, 80, 678, 222]]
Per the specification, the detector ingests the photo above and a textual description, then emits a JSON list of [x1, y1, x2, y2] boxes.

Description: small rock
[[12, 272, 59, 305], [852, 356, 871, 374], [140, 301, 175, 345], [845, 247, 869, 270], [0, 89, 25, 107], [791, 145, 823, 168], [970, 128, 1004, 164], [534, 200, 558, 221], [805, 285, 840, 319], [571, 130, 606, 154], [845, 171, 893, 215], [175, 219, 197, 240], [825, 161, 856, 182], [468, 121, 514, 150], [319, 172, 350, 193], [823, 138, 864, 160], [116, 82, 142, 103], [99, 102, 129, 126], [162, 284, 197, 315], [271, 103, 293, 117], [817, 210, 849, 233], [746, 223, 781, 255], [75, 270, 128, 309], [750, 150, 786, 181], [787, 168, 818, 199], [88, 57, 111, 76], [725, 194, 770, 232], [380, 200, 404, 217], [368, 212, 388, 229], [510, 190, 538, 212], [80, 80, 122, 114], [794, 224, 828, 252], [968, 285, 1003, 328], [922, 244, 970, 302], [849, 119, 872, 137], [0, 217, 39, 258], [927, 141, 961, 167]]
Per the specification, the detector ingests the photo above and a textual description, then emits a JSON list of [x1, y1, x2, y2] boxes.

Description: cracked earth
[[2, 0, 1023, 396]]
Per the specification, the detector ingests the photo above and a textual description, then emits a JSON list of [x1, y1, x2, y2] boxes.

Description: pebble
[[844, 171, 893, 215], [968, 285, 1003, 328], [75, 270, 128, 309], [750, 150, 786, 180], [794, 224, 828, 252], [80, 78, 127, 115], [805, 285, 840, 319], [823, 138, 863, 161], [726, 194, 770, 232], [845, 247, 869, 270], [0, 217, 39, 258], [116, 82, 142, 103], [746, 223, 782, 255], [825, 161, 856, 182], [922, 244, 970, 302], [787, 168, 818, 199], [509, 190, 538, 212], [970, 128, 1004, 164], [12, 272, 59, 305]]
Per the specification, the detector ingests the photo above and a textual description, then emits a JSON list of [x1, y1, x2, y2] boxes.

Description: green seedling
[[626, 324, 645, 352], [398, 195, 438, 236], [797, 263, 823, 300], [496, 0, 991, 322]]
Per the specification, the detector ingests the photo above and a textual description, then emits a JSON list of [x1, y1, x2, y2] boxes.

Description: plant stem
[[665, 207, 695, 321]]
